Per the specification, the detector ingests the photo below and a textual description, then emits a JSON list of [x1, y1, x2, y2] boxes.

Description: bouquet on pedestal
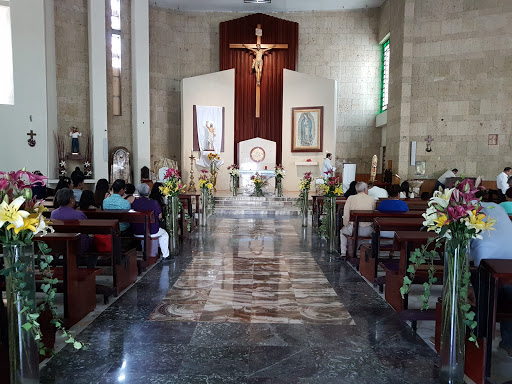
[[318, 171, 343, 250], [251, 173, 268, 197], [274, 165, 285, 197], [207, 153, 221, 191], [400, 178, 495, 384], [198, 170, 215, 215], [227, 164, 240, 196]]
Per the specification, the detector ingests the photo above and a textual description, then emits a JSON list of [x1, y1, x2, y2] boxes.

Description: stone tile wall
[[381, 0, 512, 180], [149, 8, 382, 172], [54, 0, 89, 152]]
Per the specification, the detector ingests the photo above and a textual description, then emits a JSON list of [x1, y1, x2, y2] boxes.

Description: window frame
[[380, 38, 390, 113]]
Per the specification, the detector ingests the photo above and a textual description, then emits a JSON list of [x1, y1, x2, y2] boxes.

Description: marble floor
[[40, 215, 443, 384]]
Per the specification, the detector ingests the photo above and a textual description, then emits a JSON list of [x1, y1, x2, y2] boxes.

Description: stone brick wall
[[149, 8, 382, 172], [106, 0, 132, 155], [54, 0, 89, 152], [380, 0, 512, 181]]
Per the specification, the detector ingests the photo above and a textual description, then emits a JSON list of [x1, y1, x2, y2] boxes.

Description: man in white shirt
[[340, 182, 376, 257], [434, 168, 458, 192], [322, 153, 335, 176], [497, 167, 512, 195], [368, 183, 389, 200]]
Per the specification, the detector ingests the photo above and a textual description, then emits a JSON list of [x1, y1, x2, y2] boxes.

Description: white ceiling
[[151, 0, 386, 12]]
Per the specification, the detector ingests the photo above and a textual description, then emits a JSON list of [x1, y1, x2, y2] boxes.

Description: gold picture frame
[[291, 106, 323, 152]]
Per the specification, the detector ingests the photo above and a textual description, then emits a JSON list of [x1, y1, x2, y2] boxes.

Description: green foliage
[[1, 241, 87, 357]]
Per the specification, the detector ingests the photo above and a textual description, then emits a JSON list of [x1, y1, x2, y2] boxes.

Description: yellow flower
[[206, 183, 213, 190], [0, 196, 29, 229], [432, 213, 448, 228], [159, 185, 171, 196], [7, 216, 40, 234], [466, 210, 495, 232], [334, 186, 343, 196]]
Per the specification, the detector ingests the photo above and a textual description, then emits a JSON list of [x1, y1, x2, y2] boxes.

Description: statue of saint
[[243, 43, 275, 86], [69, 127, 82, 154], [206, 121, 216, 150]]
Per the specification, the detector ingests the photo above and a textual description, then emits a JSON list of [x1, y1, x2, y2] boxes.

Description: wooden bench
[[359, 217, 425, 282], [81, 210, 159, 267], [348, 210, 425, 258], [475, 259, 512, 384], [383, 231, 439, 312], [34, 233, 102, 326], [49, 219, 137, 296], [180, 193, 200, 228]]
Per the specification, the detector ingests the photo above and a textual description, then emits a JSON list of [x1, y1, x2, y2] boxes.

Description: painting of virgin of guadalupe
[[291, 106, 324, 152]]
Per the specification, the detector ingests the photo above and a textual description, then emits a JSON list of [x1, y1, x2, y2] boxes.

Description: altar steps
[[213, 196, 300, 216]]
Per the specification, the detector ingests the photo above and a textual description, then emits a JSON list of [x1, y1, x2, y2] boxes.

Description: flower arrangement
[[400, 178, 495, 380], [0, 169, 84, 382], [319, 170, 343, 197], [227, 164, 240, 196], [159, 168, 186, 197], [274, 165, 285, 197], [198, 170, 215, 215], [207, 152, 221, 172], [296, 172, 313, 227], [251, 173, 268, 197]]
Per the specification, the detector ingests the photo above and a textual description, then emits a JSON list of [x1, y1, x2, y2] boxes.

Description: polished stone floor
[[40, 215, 442, 384]]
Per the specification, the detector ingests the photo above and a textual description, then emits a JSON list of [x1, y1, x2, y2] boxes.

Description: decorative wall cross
[[27, 130, 37, 147], [229, 24, 288, 118], [425, 135, 434, 152]]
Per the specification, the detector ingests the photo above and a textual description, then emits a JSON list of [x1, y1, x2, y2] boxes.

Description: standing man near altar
[[322, 153, 335, 176]]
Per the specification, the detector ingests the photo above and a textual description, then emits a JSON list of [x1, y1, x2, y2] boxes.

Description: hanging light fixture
[[244, 0, 271, 3]]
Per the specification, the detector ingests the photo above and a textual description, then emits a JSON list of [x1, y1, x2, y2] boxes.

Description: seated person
[[470, 202, 512, 358], [31, 170, 47, 200], [131, 184, 170, 259], [378, 185, 409, 212], [53, 177, 73, 208], [500, 188, 512, 215], [71, 174, 85, 203], [344, 180, 357, 198], [421, 191, 431, 200], [78, 190, 98, 210], [103, 179, 131, 234], [340, 182, 376, 257], [124, 183, 136, 204], [50, 188, 92, 252], [368, 183, 388, 200], [399, 181, 413, 198], [378, 185, 408, 238]]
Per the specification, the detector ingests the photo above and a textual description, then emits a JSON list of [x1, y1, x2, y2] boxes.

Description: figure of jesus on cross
[[230, 24, 288, 117]]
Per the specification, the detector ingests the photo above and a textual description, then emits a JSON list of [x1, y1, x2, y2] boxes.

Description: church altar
[[239, 169, 275, 193]]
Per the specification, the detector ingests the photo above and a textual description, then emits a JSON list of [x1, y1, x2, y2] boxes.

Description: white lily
[[0, 196, 29, 229]]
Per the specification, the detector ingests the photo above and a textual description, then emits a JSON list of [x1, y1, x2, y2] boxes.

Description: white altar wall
[[181, 69, 235, 191], [282, 69, 337, 192]]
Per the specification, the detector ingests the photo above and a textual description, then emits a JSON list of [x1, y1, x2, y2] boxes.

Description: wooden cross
[[27, 130, 36, 147], [425, 135, 434, 152], [229, 24, 288, 118]]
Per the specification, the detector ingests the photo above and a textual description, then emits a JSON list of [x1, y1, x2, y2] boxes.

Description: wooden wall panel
[[220, 13, 299, 164]]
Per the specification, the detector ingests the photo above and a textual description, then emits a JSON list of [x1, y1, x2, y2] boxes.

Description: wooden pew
[[384, 231, 439, 313], [357, 217, 424, 283], [475, 259, 512, 384], [34, 233, 101, 326], [49, 219, 137, 296], [81, 210, 158, 265], [180, 193, 200, 227], [348, 210, 425, 257]]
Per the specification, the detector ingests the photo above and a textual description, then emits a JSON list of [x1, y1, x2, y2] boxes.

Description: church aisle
[[40, 216, 441, 384]]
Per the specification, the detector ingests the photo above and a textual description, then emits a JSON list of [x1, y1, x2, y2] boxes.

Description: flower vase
[[326, 196, 337, 252], [439, 240, 469, 384], [200, 189, 208, 227], [301, 190, 309, 227], [3, 244, 39, 384], [211, 170, 217, 192], [231, 175, 238, 196], [275, 178, 283, 197], [166, 196, 180, 256]]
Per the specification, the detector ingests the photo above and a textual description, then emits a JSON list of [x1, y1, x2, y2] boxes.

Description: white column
[[88, 0, 109, 180], [44, 0, 58, 179], [131, 0, 151, 184]]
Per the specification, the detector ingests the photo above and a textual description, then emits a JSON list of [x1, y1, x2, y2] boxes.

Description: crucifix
[[27, 130, 36, 147], [229, 24, 288, 118], [425, 135, 434, 152]]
